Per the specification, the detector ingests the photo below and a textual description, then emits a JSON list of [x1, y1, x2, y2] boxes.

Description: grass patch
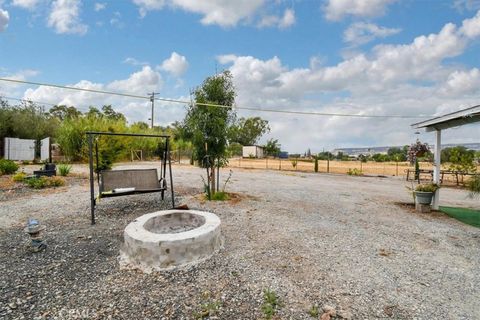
[[57, 163, 72, 176], [262, 289, 280, 319], [210, 191, 229, 201], [439, 206, 480, 228]]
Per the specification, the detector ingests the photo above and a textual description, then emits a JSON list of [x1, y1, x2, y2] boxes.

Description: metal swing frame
[[86, 131, 175, 225]]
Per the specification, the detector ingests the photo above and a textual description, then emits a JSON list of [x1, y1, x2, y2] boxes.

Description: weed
[[308, 305, 319, 317], [211, 191, 229, 201], [57, 163, 72, 176], [467, 174, 480, 198], [0, 159, 19, 175], [193, 300, 221, 319], [222, 169, 233, 192], [347, 168, 363, 176], [262, 289, 280, 319], [291, 159, 298, 169], [12, 172, 27, 182]]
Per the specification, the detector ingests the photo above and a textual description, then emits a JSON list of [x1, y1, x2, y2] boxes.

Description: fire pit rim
[[125, 209, 221, 242]]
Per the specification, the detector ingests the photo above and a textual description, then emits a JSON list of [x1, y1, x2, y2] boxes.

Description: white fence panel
[[4, 137, 36, 161], [40, 137, 50, 161]]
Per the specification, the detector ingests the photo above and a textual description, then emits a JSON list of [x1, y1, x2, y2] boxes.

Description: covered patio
[[411, 105, 480, 209]]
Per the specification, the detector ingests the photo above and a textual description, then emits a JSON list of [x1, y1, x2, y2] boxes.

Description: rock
[[8, 302, 17, 309], [321, 305, 336, 320], [337, 310, 353, 319]]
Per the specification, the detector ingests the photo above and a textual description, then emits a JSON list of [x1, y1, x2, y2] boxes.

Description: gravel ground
[[1, 163, 479, 320]]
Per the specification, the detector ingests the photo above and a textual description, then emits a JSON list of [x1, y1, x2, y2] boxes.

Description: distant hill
[[333, 143, 480, 156]]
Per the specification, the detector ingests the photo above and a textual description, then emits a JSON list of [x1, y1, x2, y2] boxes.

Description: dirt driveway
[[1, 164, 479, 319]]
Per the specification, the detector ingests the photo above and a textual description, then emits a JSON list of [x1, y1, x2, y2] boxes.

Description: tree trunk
[[210, 165, 216, 194]]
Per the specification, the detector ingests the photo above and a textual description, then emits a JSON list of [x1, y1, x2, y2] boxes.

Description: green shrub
[[0, 159, 19, 174], [48, 176, 65, 187], [347, 168, 363, 176], [467, 174, 480, 198], [211, 191, 229, 201], [25, 176, 65, 189], [415, 183, 439, 192], [12, 172, 27, 182], [57, 163, 72, 176], [26, 176, 49, 189]]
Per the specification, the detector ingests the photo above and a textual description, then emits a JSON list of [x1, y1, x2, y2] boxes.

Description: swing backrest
[[99, 169, 162, 193]]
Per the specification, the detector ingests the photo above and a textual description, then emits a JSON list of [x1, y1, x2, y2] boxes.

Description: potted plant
[[414, 183, 439, 205]]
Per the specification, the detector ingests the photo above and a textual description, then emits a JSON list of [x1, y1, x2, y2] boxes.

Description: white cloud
[[441, 68, 480, 95], [344, 22, 401, 46], [0, 8, 8, 32], [133, 0, 266, 27], [123, 57, 148, 66], [215, 12, 480, 151], [94, 2, 106, 11], [133, 0, 166, 18], [453, 0, 480, 12], [107, 66, 162, 95], [0, 69, 39, 97], [460, 10, 480, 38], [258, 8, 295, 29], [324, 0, 395, 21], [47, 0, 88, 35], [21, 66, 172, 125], [11, 0, 42, 10], [159, 52, 189, 77]]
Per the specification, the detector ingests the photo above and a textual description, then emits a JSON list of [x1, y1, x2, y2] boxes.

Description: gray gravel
[[1, 163, 479, 319]]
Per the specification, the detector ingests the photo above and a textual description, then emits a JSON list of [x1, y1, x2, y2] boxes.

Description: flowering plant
[[407, 140, 430, 164]]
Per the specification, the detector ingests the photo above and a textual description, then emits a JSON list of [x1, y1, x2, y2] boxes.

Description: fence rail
[[226, 157, 479, 185]]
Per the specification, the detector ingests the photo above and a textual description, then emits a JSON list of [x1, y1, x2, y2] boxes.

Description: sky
[[0, 0, 479, 153]]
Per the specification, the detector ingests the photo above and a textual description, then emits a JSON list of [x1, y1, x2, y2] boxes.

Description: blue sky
[[1, 0, 479, 152]]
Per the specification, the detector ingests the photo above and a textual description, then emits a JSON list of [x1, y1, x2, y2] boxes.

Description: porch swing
[[86, 131, 175, 224]]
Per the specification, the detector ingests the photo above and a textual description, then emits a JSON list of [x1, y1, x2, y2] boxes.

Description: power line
[[0, 77, 432, 119]]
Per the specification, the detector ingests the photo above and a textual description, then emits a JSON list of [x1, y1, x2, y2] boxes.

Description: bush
[[12, 172, 27, 182], [25, 176, 49, 189], [0, 159, 19, 174], [48, 176, 65, 187], [25, 176, 65, 189], [57, 164, 72, 176], [415, 183, 439, 192], [347, 168, 363, 176]]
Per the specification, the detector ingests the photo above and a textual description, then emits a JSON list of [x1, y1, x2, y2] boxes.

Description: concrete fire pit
[[120, 210, 221, 272]]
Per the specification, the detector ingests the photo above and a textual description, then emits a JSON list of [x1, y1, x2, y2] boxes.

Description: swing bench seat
[[98, 169, 166, 199]]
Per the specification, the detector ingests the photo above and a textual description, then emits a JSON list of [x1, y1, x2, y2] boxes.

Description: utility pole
[[148, 92, 159, 128]]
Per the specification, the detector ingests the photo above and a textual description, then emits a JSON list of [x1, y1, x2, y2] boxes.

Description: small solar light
[[24, 218, 47, 252]]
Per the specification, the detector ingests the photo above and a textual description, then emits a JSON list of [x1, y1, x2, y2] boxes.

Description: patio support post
[[432, 129, 441, 210]]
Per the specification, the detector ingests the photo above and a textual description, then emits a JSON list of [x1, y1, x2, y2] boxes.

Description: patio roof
[[411, 105, 480, 132]]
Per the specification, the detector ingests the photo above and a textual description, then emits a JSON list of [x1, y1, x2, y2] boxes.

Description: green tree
[[387, 147, 407, 161], [183, 70, 236, 194], [49, 105, 82, 120], [264, 138, 281, 157], [228, 116, 270, 146]]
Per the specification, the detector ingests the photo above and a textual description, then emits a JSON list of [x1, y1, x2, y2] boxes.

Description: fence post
[[279, 159, 281, 170], [266, 157, 268, 169], [327, 158, 330, 173]]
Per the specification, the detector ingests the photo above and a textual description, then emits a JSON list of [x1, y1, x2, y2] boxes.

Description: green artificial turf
[[439, 206, 480, 228]]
